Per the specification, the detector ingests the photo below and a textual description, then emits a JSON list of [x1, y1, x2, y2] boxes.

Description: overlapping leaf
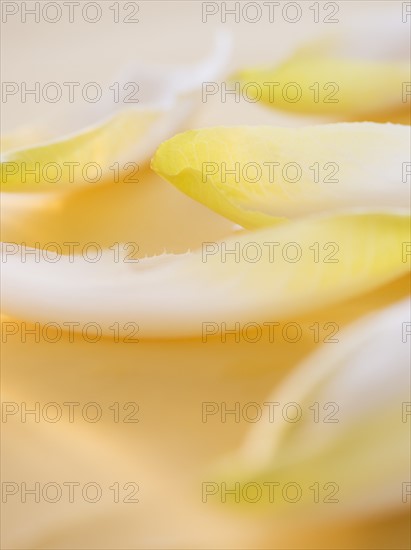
[[1, 33, 231, 192]]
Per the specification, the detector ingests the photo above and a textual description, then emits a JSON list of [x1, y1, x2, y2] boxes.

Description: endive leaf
[[0, 32, 231, 192], [1, 110, 162, 191], [1, 211, 409, 338], [151, 123, 410, 229], [214, 298, 411, 519], [234, 56, 409, 120], [233, 22, 410, 122]]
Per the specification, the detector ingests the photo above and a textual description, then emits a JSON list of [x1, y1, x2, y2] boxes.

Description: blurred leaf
[[1, 211, 409, 338], [1, 32, 232, 193], [214, 298, 410, 519], [232, 32, 410, 122]]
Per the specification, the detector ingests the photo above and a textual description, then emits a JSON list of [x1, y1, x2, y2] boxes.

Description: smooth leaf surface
[[152, 123, 410, 228], [1, 211, 409, 338], [214, 298, 411, 519], [233, 24, 411, 122]]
